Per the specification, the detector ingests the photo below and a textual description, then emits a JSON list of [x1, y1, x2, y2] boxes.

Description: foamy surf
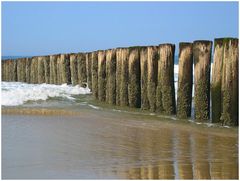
[[1, 82, 91, 106]]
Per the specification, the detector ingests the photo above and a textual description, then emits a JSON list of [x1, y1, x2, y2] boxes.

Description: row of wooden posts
[[1, 38, 238, 126]]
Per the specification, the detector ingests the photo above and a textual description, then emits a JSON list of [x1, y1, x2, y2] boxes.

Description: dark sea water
[[2, 56, 25, 60]]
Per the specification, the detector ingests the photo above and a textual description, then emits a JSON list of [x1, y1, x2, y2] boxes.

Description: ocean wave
[[1, 82, 91, 106]]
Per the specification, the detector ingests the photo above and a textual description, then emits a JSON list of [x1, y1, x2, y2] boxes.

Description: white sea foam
[[1, 82, 91, 106]]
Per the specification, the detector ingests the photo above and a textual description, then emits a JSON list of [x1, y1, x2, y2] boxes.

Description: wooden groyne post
[[128, 47, 141, 108], [116, 48, 122, 106], [98, 50, 106, 102], [193, 40, 212, 120], [91, 51, 98, 99], [17, 58, 26, 82], [30, 56, 38, 84], [37, 56, 45, 84], [157, 44, 176, 115], [211, 39, 224, 123], [177, 43, 193, 118], [147, 46, 158, 112], [86, 53, 92, 90], [44, 56, 50, 84], [221, 38, 238, 126], [49, 54, 58, 84], [77, 53, 87, 87], [70, 53, 78, 85], [25, 58, 31, 83], [140, 47, 150, 110], [60, 54, 71, 84], [106, 49, 116, 105], [120, 48, 129, 107]]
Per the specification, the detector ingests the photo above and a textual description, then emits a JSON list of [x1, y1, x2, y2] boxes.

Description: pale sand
[[2, 107, 238, 179]]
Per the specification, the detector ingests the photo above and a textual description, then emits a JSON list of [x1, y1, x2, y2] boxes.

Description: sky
[[2, 1, 239, 56]]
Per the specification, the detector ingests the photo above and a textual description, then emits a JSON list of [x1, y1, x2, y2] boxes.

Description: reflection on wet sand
[[176, 132, 193, 179], [2, 109, 238, 179], [120, 130, 238, 179]]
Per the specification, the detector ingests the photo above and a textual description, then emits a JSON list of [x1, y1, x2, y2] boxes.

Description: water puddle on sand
[[2, 107, 238, 179]]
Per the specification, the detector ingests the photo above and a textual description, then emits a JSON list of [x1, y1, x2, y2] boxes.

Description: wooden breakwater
[[1, 38, 239, 126]]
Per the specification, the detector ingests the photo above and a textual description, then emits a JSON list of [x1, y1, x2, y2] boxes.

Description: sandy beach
[[2, 107, 238, 179]]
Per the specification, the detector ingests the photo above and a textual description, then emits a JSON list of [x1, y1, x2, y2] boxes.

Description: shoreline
[[2, 106, 238, 138]]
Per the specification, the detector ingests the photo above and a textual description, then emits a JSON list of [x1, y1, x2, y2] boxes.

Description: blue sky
[[2, 1, 238, 56]]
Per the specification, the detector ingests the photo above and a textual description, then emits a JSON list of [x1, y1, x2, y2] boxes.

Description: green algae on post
[[30, 56, 38, 84], [91, 51, 98, 99], [106, 49, 116, 105], [193, 40, 212, 120], [60, 54, 71, 84], [17, 58, 26, 83], [120, 48, 129, 107], [25, 58, 31, 83], [43, 56, 50, 84], [157, 44, 176, 115], [116, 48, 122, 106], [140, 47, 150, 110], [86, 53, 92, 90], [2, 60, 5, 81], [221, 38, 238, 126], [49, 54, 58, 85], [147, 46, 158, 112], [98, 50, 106, 102], [128, 47, 141, 108], [177, 43, 193, 118], [77, 53, 87, 87], [211, 38, 224, 123], [70, 53, 78, 85], [37, 56, 45, 84]]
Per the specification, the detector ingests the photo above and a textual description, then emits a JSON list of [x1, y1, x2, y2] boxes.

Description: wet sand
[[2, 107, 238, 179]]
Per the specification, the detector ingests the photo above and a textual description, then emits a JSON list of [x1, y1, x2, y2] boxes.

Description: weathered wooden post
[[60, 54, 71, 84], [140, 47, 150, 110], [70, 53, 78, 85], [77, 53, 87, 87], [106, 49, 116, 105], [221, 38, 238, 126], [37, 56, 45, 83], [25, 58, 31, 83], [43, 56, 50, 84], [30, 56, 38, 84], [116, 48, 122, 106], [177, 43, 193, 118], [193, 40, 212, 120], [120, 48, 129, 106], [17, 58, 26, 82], [147, 46, 158, 112], [157, 44, 176, 115], [10, 60, 15, 81], [128, 47, 141, 108], [86, 53, 92, 90], [211, 39, 224, 123], [98, 50, 106, 102], [8, 60, 13, 81], [13, 59, 17, 82], [50, 54, 58, 84], [1, 61, 4, 81], [156, 57, 163, 112], [3, 60, 7, 81], [56, 54, 62, 84], [91, 51, 98, 99]]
